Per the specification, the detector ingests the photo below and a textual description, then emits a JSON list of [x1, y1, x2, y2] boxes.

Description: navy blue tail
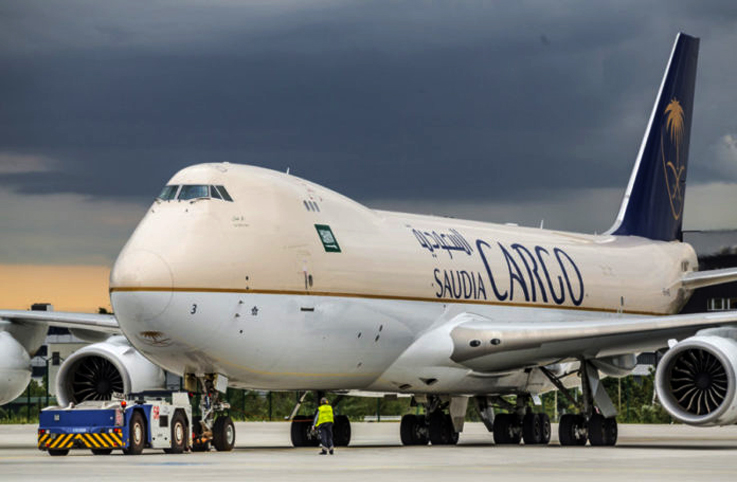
[[610, 33, 699, 242]]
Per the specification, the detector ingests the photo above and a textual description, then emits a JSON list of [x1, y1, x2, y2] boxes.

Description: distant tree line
[[2, 371, 671, 424]]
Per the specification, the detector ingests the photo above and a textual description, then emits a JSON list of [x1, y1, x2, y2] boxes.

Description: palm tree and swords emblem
[[662, 98, 686, 220]]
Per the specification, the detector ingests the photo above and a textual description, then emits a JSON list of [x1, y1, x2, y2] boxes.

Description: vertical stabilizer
[[609, 33, 699, 241]]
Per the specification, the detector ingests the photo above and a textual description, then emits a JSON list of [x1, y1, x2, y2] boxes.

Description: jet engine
[[56, 335, 165, 406], [655, 335, 737, 426], [0, 332, 32, 405]]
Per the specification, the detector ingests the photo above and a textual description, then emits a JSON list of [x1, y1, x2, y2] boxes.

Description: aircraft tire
[[522, 412, 542, 444], [559, 414, 587, 446], [333, 415, 351, 446], [212, 415, 235, 451], [537, 413, 551, 445]]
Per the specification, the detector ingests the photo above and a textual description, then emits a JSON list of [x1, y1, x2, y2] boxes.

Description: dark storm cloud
[[1, 1, 736, 203]]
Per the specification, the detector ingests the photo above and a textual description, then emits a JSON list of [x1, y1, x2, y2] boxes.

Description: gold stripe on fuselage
[[109, 286, 665, 316]]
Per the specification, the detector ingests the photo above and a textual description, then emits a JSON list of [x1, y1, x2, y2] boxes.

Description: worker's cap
[[320, 397, 328, 404]]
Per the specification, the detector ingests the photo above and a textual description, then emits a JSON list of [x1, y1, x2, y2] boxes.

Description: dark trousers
[[319, 422, 334, 449]]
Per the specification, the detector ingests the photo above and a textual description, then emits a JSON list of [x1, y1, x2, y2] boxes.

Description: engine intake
[[655, 335, 737, 426], [56, 336, 165, 406]]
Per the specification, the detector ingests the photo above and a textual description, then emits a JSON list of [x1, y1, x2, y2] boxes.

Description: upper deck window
[[178, 185, 210, 200], [158, 185, 179, 200]]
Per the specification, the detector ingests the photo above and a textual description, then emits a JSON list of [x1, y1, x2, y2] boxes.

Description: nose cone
[[110, 248, 173, 322]]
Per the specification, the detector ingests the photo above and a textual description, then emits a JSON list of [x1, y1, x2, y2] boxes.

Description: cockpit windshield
[[157, 184, 234, 202], [158, 185, 179, 200], [178, 185, 210, 200]]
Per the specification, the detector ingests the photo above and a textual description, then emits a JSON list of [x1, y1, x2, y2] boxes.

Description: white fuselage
[[110, 164, 697, 395]]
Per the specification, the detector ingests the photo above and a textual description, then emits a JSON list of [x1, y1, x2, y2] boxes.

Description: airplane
[[2, 32, 737, 450]]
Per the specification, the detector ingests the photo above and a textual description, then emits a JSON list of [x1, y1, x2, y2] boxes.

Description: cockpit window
[[216, 185, 233, 202], [178, 185, 210, 200], [157, 184, 234, 202], [158, 185, 179, 200], [210, 185, 223, 200]]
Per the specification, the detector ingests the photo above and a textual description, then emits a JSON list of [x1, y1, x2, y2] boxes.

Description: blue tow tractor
[[37, 391, 232, 456]]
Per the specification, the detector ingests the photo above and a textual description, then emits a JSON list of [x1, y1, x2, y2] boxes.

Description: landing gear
[[400, 414, 429, 445], [428, 411, 459, 445], [400, 396, 460, 446], [333, 414, 352, 447], [188, 374, 234, 452], [290, 415, 320, 447], [588, 413, 618, 446], [558, 414, 588, 446], [213, 416, 236, 451], [541, 360, 619, 447], [492, 413, 521, 444], [288, 392, 351, 447]]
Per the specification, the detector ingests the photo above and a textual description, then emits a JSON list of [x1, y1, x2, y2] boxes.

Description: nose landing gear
[[187, 374, 235, 452]]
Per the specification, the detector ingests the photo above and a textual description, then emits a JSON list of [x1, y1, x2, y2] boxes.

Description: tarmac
[[2, 422, 737, 481]]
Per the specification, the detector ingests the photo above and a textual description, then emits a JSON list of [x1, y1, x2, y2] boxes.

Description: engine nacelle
[[0, 332, 32, 405], [655, 335, 737, 426], [56, 335, 165, 406]]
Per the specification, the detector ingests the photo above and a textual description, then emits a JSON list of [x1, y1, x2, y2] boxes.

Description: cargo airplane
[[2, 33, 737, 449]]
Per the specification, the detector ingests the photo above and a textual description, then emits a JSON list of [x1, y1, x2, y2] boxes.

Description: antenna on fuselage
[[286, 167, 291, 175]]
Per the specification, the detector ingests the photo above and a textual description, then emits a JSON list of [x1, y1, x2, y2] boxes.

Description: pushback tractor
[[37, 391, 200, 456]]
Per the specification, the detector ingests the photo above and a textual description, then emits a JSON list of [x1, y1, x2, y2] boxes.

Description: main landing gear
[[186, 374, 236, 452], [289, 392, 352, 447], [475, 395, 551, 445], [541, 359, 619, 446], [400, 396, 462, 446]]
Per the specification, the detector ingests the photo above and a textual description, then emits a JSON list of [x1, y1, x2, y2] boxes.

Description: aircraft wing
[[448, 310, 737, 373], [0, 310, 120, 334]]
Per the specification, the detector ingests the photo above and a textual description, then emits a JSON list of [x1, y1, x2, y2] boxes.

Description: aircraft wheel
[[537, 413, 551, 445], [333, 415, 351, 446], [429, 412, 457, 445], [213, 416, 235, 451], [401, 414, 429, 445], [493, 413, 521, 444], [522, 412, 542, 444], [588, 413, 606, 446], [559, 414, 587, 446], [603, 417, 618, 446]]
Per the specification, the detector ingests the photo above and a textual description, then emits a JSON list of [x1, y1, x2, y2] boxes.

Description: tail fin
[[609, 33, 699, 241]]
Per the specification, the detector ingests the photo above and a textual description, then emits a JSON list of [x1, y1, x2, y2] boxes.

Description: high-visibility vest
[[316, 404, 334, 427]]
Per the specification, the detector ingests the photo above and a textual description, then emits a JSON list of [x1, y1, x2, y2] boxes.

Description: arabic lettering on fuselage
[[411, 228, 473, 259], [417, 232, 584, 306]]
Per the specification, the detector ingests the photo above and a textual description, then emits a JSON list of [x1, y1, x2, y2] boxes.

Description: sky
[[1, 1, 736, 310]]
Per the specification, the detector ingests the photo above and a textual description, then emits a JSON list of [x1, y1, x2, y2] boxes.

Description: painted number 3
[[190, 304, 197, 315]]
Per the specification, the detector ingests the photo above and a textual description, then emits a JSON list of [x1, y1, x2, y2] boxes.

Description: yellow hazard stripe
[[93, 433, 107, 448], [100, 433, 115, 447], [49, 433, 74, 449], [38, 433, 50, 447], [111, 433, 123, 446], [78, 434, 94, 448]]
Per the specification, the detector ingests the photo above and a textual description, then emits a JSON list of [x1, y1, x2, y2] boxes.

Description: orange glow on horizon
[[0, 265, 111, 313]]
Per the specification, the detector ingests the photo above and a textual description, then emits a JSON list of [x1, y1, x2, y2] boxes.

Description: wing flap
[[0, 310, 120, 333]]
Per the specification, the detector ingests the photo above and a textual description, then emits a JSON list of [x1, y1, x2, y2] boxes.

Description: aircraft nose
[[110, 248, 173, 323]]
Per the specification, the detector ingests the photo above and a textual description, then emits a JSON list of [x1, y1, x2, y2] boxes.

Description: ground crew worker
[[312, 397, 334, 455]]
